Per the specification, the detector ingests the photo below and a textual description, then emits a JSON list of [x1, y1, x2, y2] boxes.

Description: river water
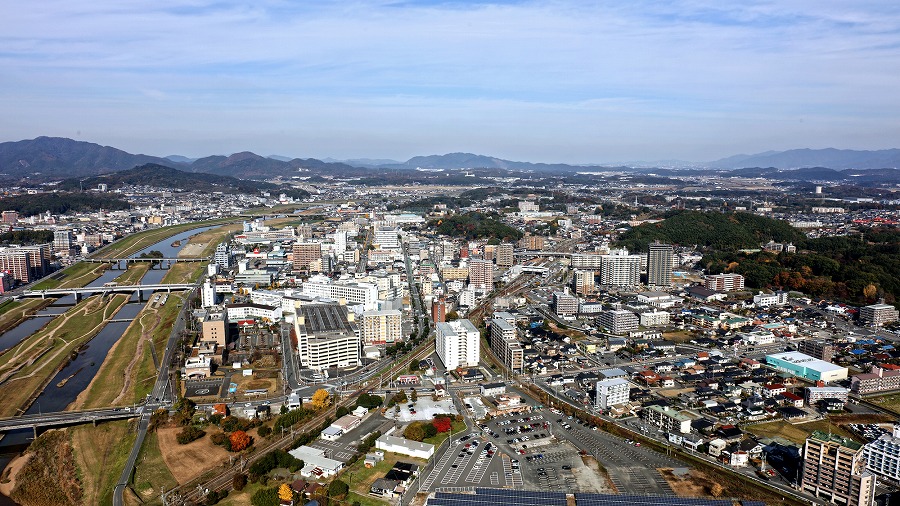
[[0, 226, 216, 504]]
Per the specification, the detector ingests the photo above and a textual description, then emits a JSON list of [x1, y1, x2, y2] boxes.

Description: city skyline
[[3, 1, 900, 163]]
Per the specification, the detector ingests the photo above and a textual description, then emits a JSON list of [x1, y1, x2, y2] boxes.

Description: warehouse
[[765, 351, 848, 383]]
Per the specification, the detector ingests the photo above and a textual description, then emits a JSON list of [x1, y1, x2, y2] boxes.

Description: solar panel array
[[427, 490, 767, 506], [428, 488, 567, 506]]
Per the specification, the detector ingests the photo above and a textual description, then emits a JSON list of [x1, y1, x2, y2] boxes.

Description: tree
[[278, 483, 293, 502], [258, 425, 272, 438], [230, 430, 252, 452], [251, 487, 278, 506], [864, 283, 878, 301], [422, 423, 437, 439], [433, 416, 452, 433], [411, 389, 418, 402], [336, 405, 350, 418], [327, 479, 349, 499], [176, 425, 205, 444], [310, 389, 331, 410], [233, 473, 248, 491], [409, 359, 420, 372], [403, 422, 425, 442]]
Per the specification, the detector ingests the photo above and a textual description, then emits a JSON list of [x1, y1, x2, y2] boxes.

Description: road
[[113, 281, 199, 506], [0, 407, 140, 432]]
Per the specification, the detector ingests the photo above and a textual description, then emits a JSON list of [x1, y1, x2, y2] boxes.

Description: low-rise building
[[595, 378, 630, 410], [643, 404, 691, 433], [375, 434, 435, 460], [289, 445, 344, 478], [860, 304, 900, 327], [766, 351, 848, 383]]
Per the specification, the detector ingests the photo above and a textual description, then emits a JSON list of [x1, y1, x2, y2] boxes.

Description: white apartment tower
[[436, 319, 480, 370]]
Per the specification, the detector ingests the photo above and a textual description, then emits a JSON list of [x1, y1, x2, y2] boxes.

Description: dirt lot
[[659, 468, 726, 498], [157, 426, 231, 484], [577, 456, 615, 493]]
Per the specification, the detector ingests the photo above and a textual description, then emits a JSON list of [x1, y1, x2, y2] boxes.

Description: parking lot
[[308, 413, 394, 463], [420, 435, 511, 492], [549, 409, 681, 495]]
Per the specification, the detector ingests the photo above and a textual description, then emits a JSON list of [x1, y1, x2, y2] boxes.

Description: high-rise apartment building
[[598, 309, 639, 334], [214, 242, 231, 268], [595, 378, 630, 409], [647, 242, 674, 287], [435, 319, 480, 370], [860, 304, 900, 327], [431, 297, 446, 324], [496, 243, 514, 268], [292, 242, 322, 271], [599, 249, 642, 288], [798, 339, 835, 362], [573, 269, 595, 295], [490, 316, 523, 374], [468, 259, 493, 291], [553, 290, 578, 317], [863, 425, 900, 484], [373, 227, 400, 249], [1, 211, 18, 224], [361, 310, 402, 345], [801, 431, 875, 506], [53, 230, 73, 253], [295, 304, 361, 371], [0, 249, 31, 284]]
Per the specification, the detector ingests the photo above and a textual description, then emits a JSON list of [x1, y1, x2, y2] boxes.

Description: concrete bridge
[[513, 250, 571, 257], [22, 283, 195, 302], [84, 257, 211, 270], [0, 408, 142, 435]]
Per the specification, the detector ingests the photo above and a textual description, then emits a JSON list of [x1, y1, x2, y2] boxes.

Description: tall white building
[[599, 249, 642, 288], [201, 280, 217, 307], [332, 230, 348, 254], [295, 304, 361, 371], [436, 319, 480, 370], [300, 275, 379, 311], [214, 242, 231, 268], [595, 378, 630, 409], [374, 227, 400, 249], [573, 269, 595, 295], [361, 310, 402, 345]]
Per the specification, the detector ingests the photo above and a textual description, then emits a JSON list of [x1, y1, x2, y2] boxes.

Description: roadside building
[[801, 431, 875, 506]]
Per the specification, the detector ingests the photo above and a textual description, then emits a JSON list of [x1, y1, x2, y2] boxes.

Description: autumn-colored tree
[[229, 430, 251, 452], [864, 283, 878, 301], [403, 422, 425, 442], [432, 416, 452, 433], [310, 389, 331, 410], [279, 483, 294, 502]]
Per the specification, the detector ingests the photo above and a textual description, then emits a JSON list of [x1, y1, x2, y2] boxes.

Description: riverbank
[[0, 452, 30, 498]]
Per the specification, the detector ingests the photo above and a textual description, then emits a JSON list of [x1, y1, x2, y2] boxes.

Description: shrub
[[433, 416, 452, 433], [233, 473, 248, 491], [403, 422, 425, 442], [258, 425, 272, 438], [176, 426, 206, 444], [336, 405, 350, 418]]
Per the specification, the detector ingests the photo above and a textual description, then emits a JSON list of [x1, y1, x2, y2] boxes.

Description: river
[[0, 225, 216, 504]]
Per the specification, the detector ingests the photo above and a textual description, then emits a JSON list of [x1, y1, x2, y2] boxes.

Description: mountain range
[[1, 137, 899, 184]]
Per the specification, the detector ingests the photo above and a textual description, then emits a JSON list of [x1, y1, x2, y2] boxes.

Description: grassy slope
[[130, 431, 179, 503], [32, 262, 109, 290], [71, 420, 137, 505]]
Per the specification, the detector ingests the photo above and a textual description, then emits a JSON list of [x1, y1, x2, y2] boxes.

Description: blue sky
[[2, 0, 899, 163]]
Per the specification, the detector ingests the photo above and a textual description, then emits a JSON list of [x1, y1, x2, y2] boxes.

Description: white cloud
[[1, 0, 900, 161]]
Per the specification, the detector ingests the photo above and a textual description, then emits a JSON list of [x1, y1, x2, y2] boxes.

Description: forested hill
[[57, 164, 309, 198], [0, 192, 130, 216], [616, 211, 804, 251]]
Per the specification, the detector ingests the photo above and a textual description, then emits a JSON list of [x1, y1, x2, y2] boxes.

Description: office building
[[647, 242, 674, 287], [496, 243, 514, 268], [704, 273, 745, 292], [863, 425, 900, 484], [295, 304, 361, 370], [361, 309, 402, 345], [801, 431, 875, 506], [490, 317, 523, 374], [599, 309, 639, 334], [435, 319, 480, 370], [860, 304, 900, 327], [201, 311, 229, 346], [374, 227, 400, 249], [595, 378, 630, 409], [468, 258, 493, 291], [573, 269, 595, 295], [599, 249, 642, 288]]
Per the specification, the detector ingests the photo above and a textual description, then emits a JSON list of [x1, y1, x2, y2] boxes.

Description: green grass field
[[32, 262, 109, 290], [72, 420, 138, 505], [130, 431, 179, 503]]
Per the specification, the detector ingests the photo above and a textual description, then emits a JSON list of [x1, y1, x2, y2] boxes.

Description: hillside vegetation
[[429, 212, 522, 241], [616, 211, 804, 251]]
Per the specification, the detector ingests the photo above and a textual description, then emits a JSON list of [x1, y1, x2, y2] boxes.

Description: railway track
[[173, 340, 436, 505]]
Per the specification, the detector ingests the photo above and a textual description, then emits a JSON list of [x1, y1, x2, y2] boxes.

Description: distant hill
[[56, 164, 309, 198], [0, 192, 130, 217], [709, 148, 900, 170], [0, 137, 173, 178], [164, 155, 197, 163]]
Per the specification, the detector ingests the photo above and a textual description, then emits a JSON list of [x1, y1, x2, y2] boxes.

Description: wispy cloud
[[1, 0, 899, 162]]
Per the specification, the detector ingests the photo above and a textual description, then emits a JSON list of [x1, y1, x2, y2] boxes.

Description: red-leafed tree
[[229, 430, 251, 452], [432, 416, 452, 433]]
